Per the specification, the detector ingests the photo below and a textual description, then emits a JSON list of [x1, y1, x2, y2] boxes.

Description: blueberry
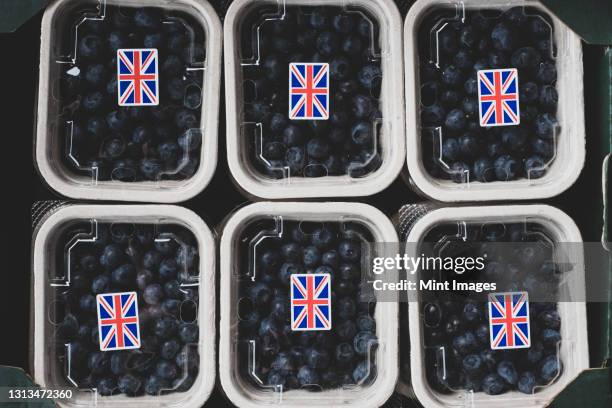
[[462, 354, 483, 375], [159, 259, 178, 281], [445, 109, 466, 131], [117, 374, 142, 396], [491, 22, 516, 51], [440, 138, 459, 162], [111, 263, 136, 286], [316, 31, 339, 56], [535, 113, 558, 139], [296, 246, 320, 269], [539, 309, 561, 329], [307, 138, 331, 159], [140, 159, 162, 180], [540, 355, 560, 382], [162, 55, 183, 76], [421, 104, 446, 126], [473, 158, 495, 182], [333, 14, 353, 33], [158, 142, 180, 163], [529, 17, 550, 38], [350, 122, 373, 147], [144, 375, 170, 395], [154, 316, 179, 340], [511, 47, 541, 69], [248, 282, 271, 306], [144, 284, 164, 305], [501, 128, 527, 151], [285, 146, 306, 173], [517, 371, 536, 394], [540, 328, 561, 347], [539, 85, 558, 112], [352, 360, 370, 384], [297, 366, 319, 386], [452, 332, 478, 355], [161, 298, 180, 316], [82, 91, 104, 110], [450, 161, 470, 183], [352, 94, 374, 119], [524, 155, 546, 179], [497, 360, 519, 385], [134, 9, 161, 29], [453, 49, 474, 71], [159, 339, 181, 360], [84, 64, 106, 87], [357, 65, 382, 90], [459, 26, 479, 48], [482, 374, 505, 395], [79, 294, 96, 313], [536, 61, 557, 84], [336, 241, 360, 263], [488, 50, 509, 68], [91, 274, 110, 294], [175, 109, 198, 130], [88, 351, 110, 375], [439, 30, 458, 54], [306, 348, 330, 370], [143, 251, 163, 270], [96, 377, 116, 396], [441, 65, 463, 88], [520, 82, 539, 103], [155, 360, 179, 381], [464, 78, 478, 95], [342, 35, 363, 56], [353, 331, 376, 356], [494, 155, 520, 181], [78, 35, 102, 59]]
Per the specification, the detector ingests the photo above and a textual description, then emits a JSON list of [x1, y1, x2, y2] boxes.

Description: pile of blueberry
[[420, 222, 563, 395], [238, 221, 378, 390], [418, 7, 558, 183], [54, 223, 200, 397], [242, 6, 383, 179], [60, 6, 205, 182]]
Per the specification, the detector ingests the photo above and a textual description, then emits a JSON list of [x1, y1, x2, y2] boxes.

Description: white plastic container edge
[[404, 0, 586, 202], [32, 205, 216, 407], [35, 0, 222, 203], [219, 201, 399, 407], [405, 205, 589, 408], [224, 0, 406, 199]]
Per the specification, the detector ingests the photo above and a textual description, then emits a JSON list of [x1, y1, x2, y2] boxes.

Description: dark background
[[0, 0, 608, 406]]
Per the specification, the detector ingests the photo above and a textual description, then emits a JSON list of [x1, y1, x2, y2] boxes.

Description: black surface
[[0, 1, 607, 407]]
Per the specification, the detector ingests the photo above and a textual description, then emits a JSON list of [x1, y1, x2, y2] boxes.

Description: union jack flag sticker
[[96, 291, 141, 351], [289, 62, 330, 120], [477, 68, 520, 127], [117, 48, 159, 106], [488, 291, 530, 350], [290, 273, 332, 331]]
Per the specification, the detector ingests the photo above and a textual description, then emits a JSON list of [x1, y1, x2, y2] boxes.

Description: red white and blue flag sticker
[[96, 291, 141, 351], [117, 48, 159, 106], [289, 62, 329, 120], [290, 273, 332, 331], [488, 291, 530, 350], [477, 68, 520, 127]]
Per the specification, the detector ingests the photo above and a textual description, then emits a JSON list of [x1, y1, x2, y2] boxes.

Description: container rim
[[35, 0, 222, 203], [223, 0, 406, 199], [403, 0, 586, 202], [405, 204, 589, 408], [219, 201, 399, 408], [31, 204, 216, 407]]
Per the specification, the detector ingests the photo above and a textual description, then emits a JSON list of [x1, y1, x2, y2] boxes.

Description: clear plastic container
[[404, 0, 585, 202], [219, 202, 399, 407], [401, 204, 588, 407], [31, 205, 216, 407], [35, 0, 222, 202], [224, 0, 405, 199]]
